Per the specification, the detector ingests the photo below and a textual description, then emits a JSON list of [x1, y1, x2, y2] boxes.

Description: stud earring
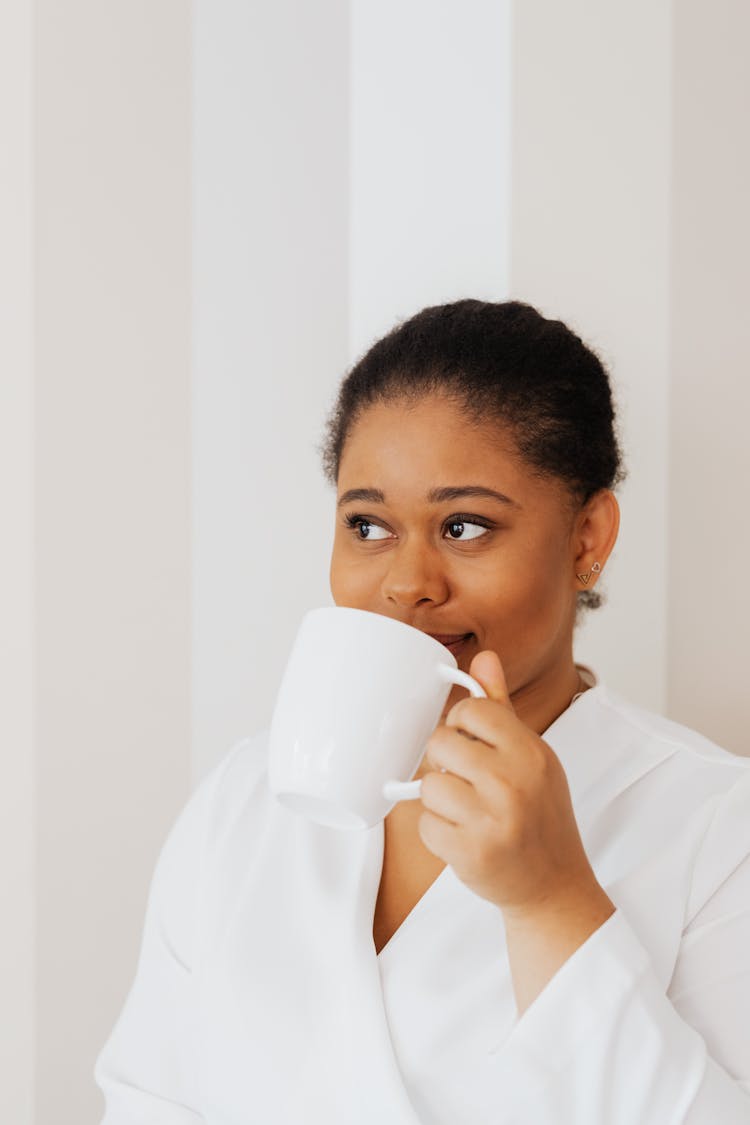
[[577, 561, 602, 586]]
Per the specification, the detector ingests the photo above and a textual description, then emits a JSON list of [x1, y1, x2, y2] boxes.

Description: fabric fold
[[94, 686, 750, 1124]]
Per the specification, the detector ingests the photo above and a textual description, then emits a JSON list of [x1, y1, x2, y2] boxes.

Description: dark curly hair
[[318, 299, 626, 613]]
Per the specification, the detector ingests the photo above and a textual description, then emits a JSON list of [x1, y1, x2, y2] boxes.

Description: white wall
[[668, 0, 750, 756], [30, 3, 192, 1122], [0, 5, 34, 1122], [350, 0, 511, 359], [196, 0, 675, 755], [192, 0, 350, 781], [507, 0, 750, 755], [7, 3, 750, 1123], [192, 0, 512, 783], [510, 0, 673, 714]]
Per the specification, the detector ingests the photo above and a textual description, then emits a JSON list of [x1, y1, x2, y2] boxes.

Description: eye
[[344, 515, 391, 541], [341, 513, 492, 542], [445, 518, 489, 541]]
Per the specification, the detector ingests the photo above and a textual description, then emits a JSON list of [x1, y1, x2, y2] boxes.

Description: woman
[[95, 300, 750, 1123]]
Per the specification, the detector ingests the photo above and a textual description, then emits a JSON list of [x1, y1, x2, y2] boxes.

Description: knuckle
[[420, 770, 441, 802], [447, 696, 471, 723], [418, 809, 438, 846], [427, 724, 449, 751], [471, 829, 501, 871], [483, 775, 507, 812], [484, 776, 523, 828], [530, 740, 550, 775]]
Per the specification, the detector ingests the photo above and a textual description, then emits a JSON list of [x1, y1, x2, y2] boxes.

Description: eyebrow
[[336, 485, 521, 510]]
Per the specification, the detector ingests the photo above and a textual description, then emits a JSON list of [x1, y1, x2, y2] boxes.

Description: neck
[[436, 652, 586, 735], [416, 658, 584, 785], [511, 659, 585, 737]]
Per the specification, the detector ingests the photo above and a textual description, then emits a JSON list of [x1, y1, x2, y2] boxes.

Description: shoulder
[[592, 684, 747, 773], [554, 681, 748, 810], [146, 729, 273, 959], [586, 685, 750, 919], [199, 727, 272, 848], [205, 726, 271, 795], [131, 729, 271, 971], [585, 683, 750, 826], [153, 728, 271, 886]]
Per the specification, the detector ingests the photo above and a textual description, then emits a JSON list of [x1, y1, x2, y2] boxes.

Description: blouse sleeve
[[491, 771, 750, 1124], [93, 742, 244, 1124]]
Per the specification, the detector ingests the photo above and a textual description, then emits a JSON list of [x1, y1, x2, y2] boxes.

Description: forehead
[[339, 395, 525, 490]]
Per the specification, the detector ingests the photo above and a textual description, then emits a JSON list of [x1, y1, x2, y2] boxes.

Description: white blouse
[[94, 681, 750, 1123]]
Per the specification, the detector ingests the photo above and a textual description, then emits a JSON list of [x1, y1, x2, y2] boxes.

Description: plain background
[[2, 1, 749, 1121]]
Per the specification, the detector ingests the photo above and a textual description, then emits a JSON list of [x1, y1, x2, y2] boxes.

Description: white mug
[[268, 606, 486, 830]]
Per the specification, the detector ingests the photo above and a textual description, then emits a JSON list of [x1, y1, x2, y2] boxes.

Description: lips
[[426, 632, 474, 653]]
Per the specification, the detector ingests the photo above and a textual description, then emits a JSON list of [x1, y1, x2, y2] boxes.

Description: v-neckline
[[372, 816, 454, 961], [369, 670, 603, 962]]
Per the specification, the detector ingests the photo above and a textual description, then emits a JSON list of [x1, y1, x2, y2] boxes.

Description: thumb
[[469, 650, 513, 709]]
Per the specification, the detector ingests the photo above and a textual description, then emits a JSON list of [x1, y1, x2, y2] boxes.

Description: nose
[[381, 539, 450, 608]]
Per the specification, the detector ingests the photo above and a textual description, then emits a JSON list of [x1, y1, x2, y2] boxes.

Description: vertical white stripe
[[350, 0, 512, 362], [192, 1, 349, 781]]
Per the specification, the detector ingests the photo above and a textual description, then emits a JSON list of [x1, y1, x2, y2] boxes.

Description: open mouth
[[428, 633, 474, 654]]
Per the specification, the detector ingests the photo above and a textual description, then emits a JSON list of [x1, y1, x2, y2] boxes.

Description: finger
[[418, 808, 463, 861], [425, 724, 500, 788], [420, 769, 482, 825], [445, 695, 519, 750], [468, 650, 513, 710]]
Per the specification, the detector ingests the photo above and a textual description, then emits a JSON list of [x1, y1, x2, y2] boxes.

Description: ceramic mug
[[267, 606, 486, 829]]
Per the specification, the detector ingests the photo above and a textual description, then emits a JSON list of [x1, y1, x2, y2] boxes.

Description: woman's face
[[329, 393, 586, 716]]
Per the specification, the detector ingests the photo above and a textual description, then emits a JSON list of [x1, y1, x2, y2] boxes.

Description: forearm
[[502, 881, 616, 1017]]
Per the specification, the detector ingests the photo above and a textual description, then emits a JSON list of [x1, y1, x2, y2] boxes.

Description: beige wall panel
[[0, 2, 34, 1121], [511, 0, 672, 713], [668, 1, 750, 756], [34, 2, 191, 1120]]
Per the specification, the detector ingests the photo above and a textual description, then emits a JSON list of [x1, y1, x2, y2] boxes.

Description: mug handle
[[382, 665, 487, 804]]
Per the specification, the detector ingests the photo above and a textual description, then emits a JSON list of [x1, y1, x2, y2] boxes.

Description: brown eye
[[343, 515, 390, 541], [445, 519, 489, 541]]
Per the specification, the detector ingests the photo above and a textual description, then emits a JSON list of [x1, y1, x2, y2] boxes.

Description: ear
[[571, 489, 620, 589]]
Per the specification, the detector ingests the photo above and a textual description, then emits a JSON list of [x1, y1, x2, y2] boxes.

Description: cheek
[[516, 546, 576, 640], [328, 541, 347, 601], [329, 537, 373, 604], [474, 537, 570, 627], [467, 543, 539, 608]]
